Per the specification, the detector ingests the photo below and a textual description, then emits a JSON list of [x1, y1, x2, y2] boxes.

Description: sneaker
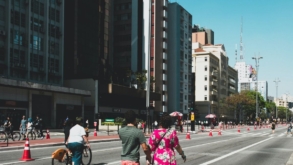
[[41, 136, 44, 139]]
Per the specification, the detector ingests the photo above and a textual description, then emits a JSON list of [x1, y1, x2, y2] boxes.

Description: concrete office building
[[192, 44, 238, 121], [167, 2, 192, 114], [0, 0, 90, 128]]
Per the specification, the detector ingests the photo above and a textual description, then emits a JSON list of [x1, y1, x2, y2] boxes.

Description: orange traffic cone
[[46, 129, 50, 139], [209, 130, 213, 137], [186, 132, 191, 139], [20, 138, 34, 161], [94, 130, 97, 136], [247, 127, 250, 131], [218, 130, 222, 136]]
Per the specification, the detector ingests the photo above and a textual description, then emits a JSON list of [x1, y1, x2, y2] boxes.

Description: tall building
[[64, 0, 110, 81], [192, 44, 238, 121], [112, 0, 143, 84], [0, 0, 90, 128], [167, 2, 192, 114], [0, 0, 64, 85], [149, 0, 168, 113], [192, 25, 214, 47]]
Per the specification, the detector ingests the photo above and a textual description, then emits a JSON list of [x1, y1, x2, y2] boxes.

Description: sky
[[172, 0, 293, 98]]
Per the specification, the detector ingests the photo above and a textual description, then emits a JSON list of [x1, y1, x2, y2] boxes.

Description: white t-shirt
[[68, 124, 86, 144]]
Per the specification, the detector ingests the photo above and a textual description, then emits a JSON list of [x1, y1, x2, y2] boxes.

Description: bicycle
[[51, 144, 92, 165], [26, 127, 46, 140], [0, 126, 21, 141], [0, 127, 8, 147]]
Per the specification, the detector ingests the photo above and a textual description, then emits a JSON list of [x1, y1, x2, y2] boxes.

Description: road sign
[[105, 119, 114, 122]]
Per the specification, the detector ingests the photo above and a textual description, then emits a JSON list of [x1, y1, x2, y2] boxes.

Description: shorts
[[20, 127, 26, 134], [121, 160, 140, 165]]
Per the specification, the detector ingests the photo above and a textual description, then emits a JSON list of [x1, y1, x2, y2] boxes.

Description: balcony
[[162, 84, 167, 91], [163, 31, 167, 39], [211, 100, 218, 105], [162, 20, 167, 29], [163, 74, 167, 81], [162, 63, 167, 70], [163, 9, 167, 18], [163, 52, 167, 60], [211, 70, 218, 77], [163, 0, 167, 8], [163, 41, 167, 49], [211, 89, 218, 95], [211, 81, 218, 86], [229, 78, 236, 84]]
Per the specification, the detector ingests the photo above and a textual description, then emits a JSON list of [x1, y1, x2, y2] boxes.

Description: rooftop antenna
[[240, 17, 244, 60]]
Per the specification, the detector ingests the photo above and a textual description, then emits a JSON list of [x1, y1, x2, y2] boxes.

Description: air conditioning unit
[[0, 30, 6, 36]]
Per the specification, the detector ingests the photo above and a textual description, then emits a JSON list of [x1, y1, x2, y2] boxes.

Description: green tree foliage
[[277, 106, 287, 119], [135, 70, 147, 89], [226, 90, 265, 121], [265, 101, 276, 116]]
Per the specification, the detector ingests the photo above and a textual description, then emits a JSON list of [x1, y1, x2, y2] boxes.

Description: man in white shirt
[[66, 117, 90, 165]]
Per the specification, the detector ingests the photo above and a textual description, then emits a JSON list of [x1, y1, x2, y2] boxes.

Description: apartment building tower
[[167, 2, 192, 114], [192, 44, 238, 121]]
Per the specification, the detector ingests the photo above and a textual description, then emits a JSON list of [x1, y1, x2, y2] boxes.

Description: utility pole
[[252, 54, 263, 119], [273, 78, 280, 119]]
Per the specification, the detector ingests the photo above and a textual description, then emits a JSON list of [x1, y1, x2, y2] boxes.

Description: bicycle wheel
[[0, 132, 8, 146], [51, 153, 70, 165], [12, 132, 21, 141], [81, 147, 92, 165], [27, 132, 36, 140]]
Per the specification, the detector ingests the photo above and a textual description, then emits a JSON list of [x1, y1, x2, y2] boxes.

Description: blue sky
[[174, 0, 293, 98]]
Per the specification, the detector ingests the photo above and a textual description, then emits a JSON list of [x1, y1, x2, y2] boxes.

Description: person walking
[[26, 118, 33, 138], [66, 117, 90, 165], [4, 117, 13, 136], [34, 115, 45, 139], [118, 110, 151, 165], [19, 116, 27, 140], [148, 114, 186, 165], [271, 122, 276, 134]]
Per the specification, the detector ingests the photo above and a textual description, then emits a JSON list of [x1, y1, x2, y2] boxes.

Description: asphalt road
[[0, 126, 292, 165]]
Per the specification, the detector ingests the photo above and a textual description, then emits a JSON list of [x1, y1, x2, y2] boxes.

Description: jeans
[[68, 142, 83, 165]]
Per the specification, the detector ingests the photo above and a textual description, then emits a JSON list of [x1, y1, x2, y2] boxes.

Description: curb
[[286, 153, 293, 165]]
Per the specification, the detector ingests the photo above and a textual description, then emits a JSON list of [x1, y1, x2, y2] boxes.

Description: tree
[[135, 70, 147, 89], [265, 101, 276, 117], [277, 106, 287, 120]]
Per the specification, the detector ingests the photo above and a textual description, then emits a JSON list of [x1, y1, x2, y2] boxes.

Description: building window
[[205, 66, 207, 71], [205, 75, 207, 81], [185, 95, 187, 100], [204, 85, 207, 91], [185, 74, 187, 79], [205, 57, 207, 61], [204, 95, 207, 101], [30, 35, 43, 51], [185, 106, 187, 110]]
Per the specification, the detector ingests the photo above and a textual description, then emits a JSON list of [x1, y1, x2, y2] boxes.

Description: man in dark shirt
[[118, 110, 151, 164]]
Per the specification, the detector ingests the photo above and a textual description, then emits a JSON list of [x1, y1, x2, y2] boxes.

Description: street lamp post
[[274, 78, 280, 119], [252, 54, 263, 119]]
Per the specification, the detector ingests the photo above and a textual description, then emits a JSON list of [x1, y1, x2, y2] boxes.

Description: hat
[[28, 118, 32, 122], [76, 117, 83, 122]]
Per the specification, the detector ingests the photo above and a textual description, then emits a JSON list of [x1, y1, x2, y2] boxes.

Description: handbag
[[151, 128, 170, 164]]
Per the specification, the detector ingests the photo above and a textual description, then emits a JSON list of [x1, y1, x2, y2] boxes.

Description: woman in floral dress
[[148, 115, 186, 165]]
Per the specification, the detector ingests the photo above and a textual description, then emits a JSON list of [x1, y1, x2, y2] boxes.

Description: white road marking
[[199, 137, 273, 165]]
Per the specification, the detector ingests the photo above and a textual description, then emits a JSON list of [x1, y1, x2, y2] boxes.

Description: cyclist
[[19, 115, 27, 140], [66, 117, 90, 165], [26, 118, 33, 138], [34, 115, 45, 139], [4, 117, 13, 136]]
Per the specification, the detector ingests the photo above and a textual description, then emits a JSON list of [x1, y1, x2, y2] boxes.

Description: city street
[[0, 125, 293, 165]]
